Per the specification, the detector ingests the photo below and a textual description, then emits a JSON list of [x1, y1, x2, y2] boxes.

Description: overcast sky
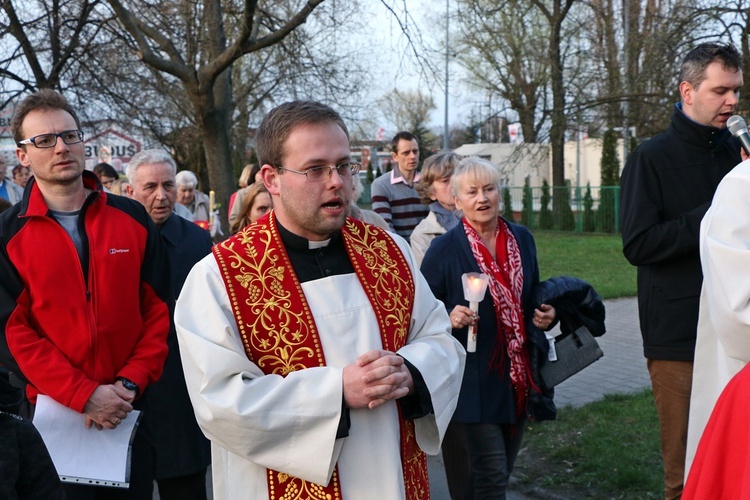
[[356, 0, 479, 135]]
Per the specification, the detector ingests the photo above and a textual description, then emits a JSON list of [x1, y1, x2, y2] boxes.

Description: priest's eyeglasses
[[277, 162, 361, 183], [17, 130, 85, 149]]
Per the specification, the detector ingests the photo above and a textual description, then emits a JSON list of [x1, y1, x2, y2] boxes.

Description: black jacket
[[620, 105, 741, 360], [0, 374, 65, 499], [532, 276, 606, 338], [134, 213, 213, 479]]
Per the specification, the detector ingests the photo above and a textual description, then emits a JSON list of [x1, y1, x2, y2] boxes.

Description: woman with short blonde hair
[[422, 156, 557, 499]]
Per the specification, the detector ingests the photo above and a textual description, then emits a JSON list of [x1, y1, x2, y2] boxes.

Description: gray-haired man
[[125, 150, 213, 499]]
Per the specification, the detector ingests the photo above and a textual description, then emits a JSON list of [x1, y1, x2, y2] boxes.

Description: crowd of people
[[2, 40, 750, 500]]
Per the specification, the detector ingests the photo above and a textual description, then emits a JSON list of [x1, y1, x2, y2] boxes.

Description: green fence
[[358, 183, 620, 234], [503, 185, 620, 234]]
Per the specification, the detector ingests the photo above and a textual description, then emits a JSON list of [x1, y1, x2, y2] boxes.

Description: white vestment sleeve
[[175, 254, 343, 485], [687, 160, 750, 478], [700, 160, 750, 361], [390, 234, 466, 455]]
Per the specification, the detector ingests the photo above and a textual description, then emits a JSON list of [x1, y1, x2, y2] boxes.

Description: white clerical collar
[[308, 239, 331, 250]]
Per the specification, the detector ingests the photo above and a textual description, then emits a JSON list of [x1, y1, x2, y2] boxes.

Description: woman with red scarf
[[422, 156, 556, 499]]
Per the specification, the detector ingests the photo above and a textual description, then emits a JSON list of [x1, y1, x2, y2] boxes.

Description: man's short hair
[[93, 162, 119, 180], [256, 101, 349, 168], [391, 131, 417, 153], [415, 151, 463, 205], [679, 43, 742, 89], [11, 89, 82, 144], [175, 170, 199, 189], [126, 149, 177, 184]]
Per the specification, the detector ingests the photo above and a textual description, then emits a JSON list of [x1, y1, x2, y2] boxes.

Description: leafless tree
[[99, 0, 318, 218], [98, 0, 375, 220], [378, 88, 438, 156], [0, 0, 108, 109], [454, 0, 551, 143]]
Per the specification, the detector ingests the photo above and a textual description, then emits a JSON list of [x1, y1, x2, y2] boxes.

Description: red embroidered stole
[[212, 214, 429, 500]]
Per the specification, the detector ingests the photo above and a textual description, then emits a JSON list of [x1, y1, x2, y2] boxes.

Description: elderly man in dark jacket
[[126, 149, 213, 500], [620, 42, 743, 499]]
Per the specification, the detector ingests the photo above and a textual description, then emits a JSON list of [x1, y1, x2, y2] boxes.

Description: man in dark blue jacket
[[125, 150, 213, 500], [620, 43, 743, 499]]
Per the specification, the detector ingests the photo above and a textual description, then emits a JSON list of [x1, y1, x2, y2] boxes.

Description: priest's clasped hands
[[343, 350, 414, 410]]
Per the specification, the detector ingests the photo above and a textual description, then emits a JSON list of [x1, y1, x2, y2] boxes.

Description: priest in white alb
[[175, 100, 466, 500], [686, 158, 750, 478]]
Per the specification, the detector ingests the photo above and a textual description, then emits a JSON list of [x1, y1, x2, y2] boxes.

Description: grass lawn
[[514, 390, 663, 499], [532, 230, 637, 299], [516, 231, 659, 498]]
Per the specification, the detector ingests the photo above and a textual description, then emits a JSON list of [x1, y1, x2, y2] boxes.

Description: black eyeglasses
[[17, 130, 84, 149], [277, 162, 361, 183]]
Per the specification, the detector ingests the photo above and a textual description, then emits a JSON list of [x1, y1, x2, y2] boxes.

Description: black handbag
[[540, 325, 603, 387]]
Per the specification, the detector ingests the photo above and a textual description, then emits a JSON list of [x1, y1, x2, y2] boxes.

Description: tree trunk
[[195, 0, 235, 233], [192, 84, 235, 233], [741, 7, 750, 115], [549, 3, 567, 227]]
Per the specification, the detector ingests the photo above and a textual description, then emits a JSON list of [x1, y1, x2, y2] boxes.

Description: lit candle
[[461, 273, 490, 352]]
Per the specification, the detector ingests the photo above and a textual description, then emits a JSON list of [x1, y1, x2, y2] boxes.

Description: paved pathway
[[554, 296, 650, 408]]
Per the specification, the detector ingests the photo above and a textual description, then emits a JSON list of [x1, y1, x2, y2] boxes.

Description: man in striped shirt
[[371, 131, 428, 242]]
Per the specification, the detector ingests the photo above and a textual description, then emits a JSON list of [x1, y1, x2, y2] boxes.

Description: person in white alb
[[174, 100, 465, 500], [685, 156, 750, 478]]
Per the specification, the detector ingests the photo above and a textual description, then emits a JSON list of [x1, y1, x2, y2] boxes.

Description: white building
[[454, 138, 627, 189]]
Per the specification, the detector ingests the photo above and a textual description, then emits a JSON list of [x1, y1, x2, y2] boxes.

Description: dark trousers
[[462, 421, 526, 500], [442, 421, 471, 500]]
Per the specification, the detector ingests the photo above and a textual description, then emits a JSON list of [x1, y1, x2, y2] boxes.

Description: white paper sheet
[[32, 395, 141, 488]]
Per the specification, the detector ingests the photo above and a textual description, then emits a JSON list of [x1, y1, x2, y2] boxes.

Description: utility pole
[[443, 0, 450, 149]]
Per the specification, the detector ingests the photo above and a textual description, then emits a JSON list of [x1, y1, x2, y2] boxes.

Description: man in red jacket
[[0, 90, 171, 498]]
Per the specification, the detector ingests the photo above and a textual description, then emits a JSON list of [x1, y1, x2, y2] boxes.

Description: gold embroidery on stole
[[342, 219, 429, 500], [213, 214, 428, 499]]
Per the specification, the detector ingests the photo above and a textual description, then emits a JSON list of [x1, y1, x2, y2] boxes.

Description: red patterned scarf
[[463, 217, 534, 415]]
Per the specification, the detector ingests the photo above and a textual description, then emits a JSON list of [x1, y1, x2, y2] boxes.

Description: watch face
[[119, 378, 138, 392]]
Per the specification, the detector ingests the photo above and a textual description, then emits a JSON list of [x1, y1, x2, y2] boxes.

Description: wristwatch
[[116, 377, 140, 396]]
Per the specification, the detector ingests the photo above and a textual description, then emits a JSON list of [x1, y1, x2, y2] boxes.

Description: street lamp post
[[443, 0, 450, 150]]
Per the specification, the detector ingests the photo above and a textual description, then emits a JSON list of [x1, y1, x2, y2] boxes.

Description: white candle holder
[[461, 272, 490, 353]]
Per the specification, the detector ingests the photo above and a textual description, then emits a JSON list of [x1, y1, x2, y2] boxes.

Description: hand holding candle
[[461, 273, 490, 352]]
